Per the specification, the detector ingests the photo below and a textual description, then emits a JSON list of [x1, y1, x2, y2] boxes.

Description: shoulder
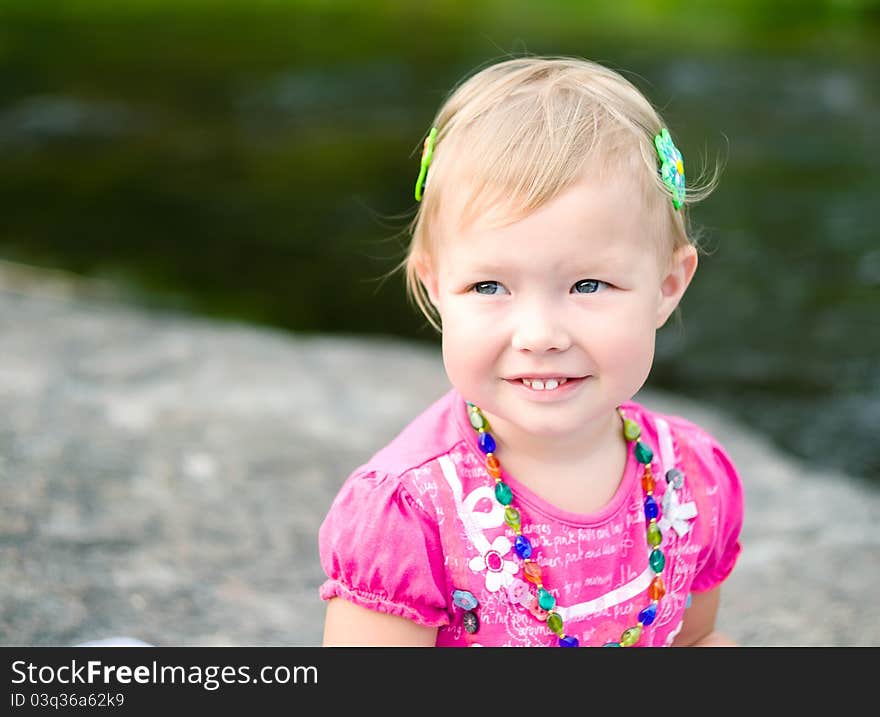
[[366, 386, 467, 477], [316, 388, 474, 627], [624, 399, 743, 497], [624, 399, 745, 590]]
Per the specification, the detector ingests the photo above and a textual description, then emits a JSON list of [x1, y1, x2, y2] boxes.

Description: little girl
[[319, 55, 744, 647]]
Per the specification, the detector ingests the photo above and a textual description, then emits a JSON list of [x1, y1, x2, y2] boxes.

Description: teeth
[[521, 378, 567, 390]]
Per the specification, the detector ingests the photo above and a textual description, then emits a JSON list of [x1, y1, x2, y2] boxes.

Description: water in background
[[1, 2, 877, 482]]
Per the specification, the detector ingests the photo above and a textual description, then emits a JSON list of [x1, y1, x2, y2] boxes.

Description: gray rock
[[0, 261, 876, 646]]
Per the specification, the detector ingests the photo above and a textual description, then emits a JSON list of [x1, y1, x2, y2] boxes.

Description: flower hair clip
[[654, 127, 685, 210], [414, 126, 438, 202]]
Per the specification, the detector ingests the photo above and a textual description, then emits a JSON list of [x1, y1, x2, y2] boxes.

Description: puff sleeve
[[318, 469, 451, 628], [683, 429, 745, 593]]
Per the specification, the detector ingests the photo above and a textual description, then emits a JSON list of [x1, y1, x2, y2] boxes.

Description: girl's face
[[418, 173, 697, 456]]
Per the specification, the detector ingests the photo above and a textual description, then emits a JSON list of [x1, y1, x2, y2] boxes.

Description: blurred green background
[[1, 0, 878, 482]]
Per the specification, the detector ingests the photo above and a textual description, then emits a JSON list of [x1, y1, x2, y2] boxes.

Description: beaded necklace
[[465, 401, 666, 647]]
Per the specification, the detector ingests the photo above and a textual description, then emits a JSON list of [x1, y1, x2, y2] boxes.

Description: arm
[[322, 597, 439, 647], [670, 587, 737, 647]]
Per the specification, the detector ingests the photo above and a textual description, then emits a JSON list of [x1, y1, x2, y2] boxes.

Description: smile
[[519, 378, 567, 391], [504, 376, 588, 397]]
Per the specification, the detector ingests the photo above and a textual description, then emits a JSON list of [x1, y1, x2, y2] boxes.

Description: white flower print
[[468, 535, 518, 592], [659, 486, 698, 538]]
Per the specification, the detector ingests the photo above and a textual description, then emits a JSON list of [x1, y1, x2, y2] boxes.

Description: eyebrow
[[457, 255, 625, 275]]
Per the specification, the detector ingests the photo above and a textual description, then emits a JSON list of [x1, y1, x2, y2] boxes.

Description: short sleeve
[[680, 428, 745, 593], [318, 469, 451, 628]]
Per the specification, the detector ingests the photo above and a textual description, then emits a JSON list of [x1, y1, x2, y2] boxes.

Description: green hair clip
[[654, 128, 685, 210], [414, 127, 438, 202]]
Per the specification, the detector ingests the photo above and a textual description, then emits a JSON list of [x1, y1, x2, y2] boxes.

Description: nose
[[510, 298, 572, 354]]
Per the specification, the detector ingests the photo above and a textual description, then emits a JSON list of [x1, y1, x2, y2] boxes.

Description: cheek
[[590, 309, 657, 379], [442, 322, 485, 378], [438, 301, 495, 345], [440, 304, 499, 385]]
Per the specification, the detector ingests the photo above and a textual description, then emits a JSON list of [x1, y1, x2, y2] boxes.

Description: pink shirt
[[319, 388, 743, 647]]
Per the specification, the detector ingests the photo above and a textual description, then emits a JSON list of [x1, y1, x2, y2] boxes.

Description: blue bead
[[452, 589, 478, 611], [638, 603, 657, 626], [478, 431, 496, 454], [515, 535, 533, 559], [559, 636, 579, 647], [686, 593, 693, 608], [644, 495, 659, 520]]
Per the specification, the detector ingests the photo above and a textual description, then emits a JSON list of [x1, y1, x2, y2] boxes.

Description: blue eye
[[572, 279, 609, 294], [471, 281, 508, 295]]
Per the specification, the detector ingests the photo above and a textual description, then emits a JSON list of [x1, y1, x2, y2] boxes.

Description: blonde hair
[[395, 55, 720, 333]]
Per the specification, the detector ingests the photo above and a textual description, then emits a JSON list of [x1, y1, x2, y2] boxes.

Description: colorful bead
[[641, 468, 655, 493], [644, 495, 659, 520], [603, 642, 621, 647], [486, 453, 501, 477], [649, 576, 666, 601], [469, 409, 486, 430], [463, 610, 479, 634], [547, 612, 564, 635], [623, 419, 641, 441], [649, 548, 665, 573], [647, 520, 662, 547], [495, 481, 513, 505], [515, 535, 533, 559], [635, 441, 654, 464], [538, 588, 556, 611], [620, 625, 642, 646], [452, 589, 479, 611], [638, 603, 658, 626], [504, 506, 521, 530], [478, 431, 496, 454], [666, 468, 685, 489], [523, 561, 542, 585], [559, 635, 579, 647]]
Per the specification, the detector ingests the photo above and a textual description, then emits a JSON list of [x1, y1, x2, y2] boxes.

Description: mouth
[[504, 376, 589, 392]]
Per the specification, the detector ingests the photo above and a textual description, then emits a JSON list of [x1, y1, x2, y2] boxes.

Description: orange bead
[[649, 576, 666, 601], [486, 454, 501, 478], [641, 467, 655, 493], [523, 561, 542, 585]]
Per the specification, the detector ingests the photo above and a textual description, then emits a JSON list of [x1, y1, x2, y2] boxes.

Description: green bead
[[469, 410, 486, 430], [647, 521, 662, 547], [504, 506, 521, 529], [538, 588, 556, 611], [634, 441, 654, 464], [547, 612, 564, 635], [623, 419, 641, 441], [649, 548, 665, 573], [620, 625, 642, 646], [495, 482, 513, 505]]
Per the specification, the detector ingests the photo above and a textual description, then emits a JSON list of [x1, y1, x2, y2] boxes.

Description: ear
[[656, 244, 698, 328], [414, 257, 441, 309]]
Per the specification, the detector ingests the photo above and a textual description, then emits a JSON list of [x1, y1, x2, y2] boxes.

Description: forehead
[[436, 173, 662, 272]]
